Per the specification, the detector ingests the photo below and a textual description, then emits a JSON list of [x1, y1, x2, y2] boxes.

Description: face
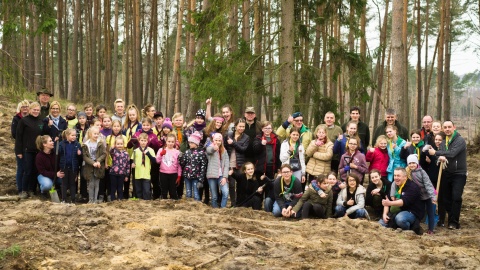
[[147, 107, 156, 118], [443, 121, 455, 136], [347, 177, 357, 188], [319, 180, 329, 189], [173, 116, 184, 127], [139, 138, 148, 148], [324, 113, 335, 126], [39, 93, 50, 104], [44, 137, 54, 150], [385, 127, 396, 139], [67, 132, 76, 142], [292, 117, 303, 128], [422, 116, 433, 131], [30, 106, 40, 117], [411, 133, 421, 144], [370, 172, 381, 185], [378, 139, 387, 149], [236, 122, 245, 134], [20, 105, 29, 115], [281, 168, 292, 177], [327, 174, 337, 185], [385, 114, 396, 125], [91, 130, 99, 141], [115, 103, 125, 115], [195, 116, 205, 125], [348, 139, 358, 151], [163, 127, 171, 134], [50, 105, 60, 117], [93, 121, 102, 129], [244, 164, 254, 177], [347, 123, 357, 136], [317, 128, 326, 140], [408, 162, 417, 170], [214, 120, 223, 129], [244, 112, 255, 121], [434, 135, 443, 147], [166, 137, 175, 148], [128, 109, 138, 122], [97, 108, 106, 118], [155, 117, 164, 127], [432, 122, 442, 133], [142, 122, 151, 131], [222, 108, 232, 121], [393, 170, 407, 186], [112, 122, 122, 134], [103, 118, 112, 129], [85, 107, 93, 116], [78, 116, 86, 125], [67, 106, 76, 117], [115, 139, 124, 150], [263, 125, 272, 135], [213, 137, 223, 147], [290, 131, 300, 142], [188, 142, 197, 149], [350, 110, 360, 121]]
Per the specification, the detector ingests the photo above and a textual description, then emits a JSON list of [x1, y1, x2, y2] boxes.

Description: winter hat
[[292, 112, 303, 119], [212, 132, 223, 141], [407, 154, 419, 165], [162, 118, 173, 130], [196, 109, 206, 120], [188, 131, 202, 146], [77, 111, 87, 119]]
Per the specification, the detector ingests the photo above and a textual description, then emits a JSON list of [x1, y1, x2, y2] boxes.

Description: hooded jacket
[[305, 140, 333, 176], [292, 183, 333, 217], [336, 185, 367, 216]]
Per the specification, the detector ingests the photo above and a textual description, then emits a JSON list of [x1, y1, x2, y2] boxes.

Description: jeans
[[37, 174, 62, 193], [334, 205, 367, 219], [264, 197, 274, 213], [185, 178, 200, 201], [110, 174, 125, 201], [272, 201, 294, 217], [135, 179, 151, 200], [208, 177, 229, 208], [16, 156, 25, 193], [379, 210, 417, 230], [424, 199, 436, 231]]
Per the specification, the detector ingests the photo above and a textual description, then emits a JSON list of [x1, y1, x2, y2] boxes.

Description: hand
[[227, 138, 233, 144], [289, 144, 294, 152], [260, 173, 266, 180], [124, 177, 128, 182], [131, 163, 136, 169], [432, 198, 437, 205], [48, 119, 53, 126], [290, 210, 296, 217], [369, 147, 375, 153], [371, 188, 380, 195], [17, 154, 23, 159], [347, 198, 354, 206], [282, 208, 291, 217], [404, 140, 411, 148], [205, 98, 212, 105], [320, 193, 326, 198], [77, 149, 81, 155], [428, 148, 436, 155], [287, 115, 293, 124], [160, 149, 166, 156], [301, 176, 306, 183], [382, 213, 390, 224], [344, 165, 350, 171], [439, 156, 447, 162], [337, 134, 343, 140], [220, 177, 227, 186], [315, 139, 323, 146], [176, 176, 181, 186], [425, 156, 431, 163], [257, 187, 263, 193], [213, 144, 219, 151], [382, 195, 392, 206], [229, 169, 233, 176], [261, 139, 267, 145], [349, 162, 356, 169], [57, 171, 65, 178]]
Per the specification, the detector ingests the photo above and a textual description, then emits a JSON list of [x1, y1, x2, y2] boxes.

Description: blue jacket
[[58, 140, 82, 171]]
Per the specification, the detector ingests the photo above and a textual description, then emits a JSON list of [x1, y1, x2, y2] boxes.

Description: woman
[[253, 121, 281, 212], [279, 127, 306, 185], [385, 125, 407, 182], [35, 135, 63, 197], [11, 100, 30, 195], [142, 104, 156, 119], [65, 103, 78, 129], [338, 136, 368, 184], [205, 98, 235, 134], [225, 118, 250, 206], [305, 124, 334, 182], [43, 101, 68, 143], [335, 174, 369, 219], [365, 169, 391, 216], [15, 102, 44, 198]]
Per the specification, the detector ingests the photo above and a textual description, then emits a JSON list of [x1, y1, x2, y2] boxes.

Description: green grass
[[0, 244, 21, 260]]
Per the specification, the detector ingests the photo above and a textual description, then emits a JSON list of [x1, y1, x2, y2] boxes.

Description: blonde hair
[[62, 128, 77, 139], [86, 126, 100, 142], [138, 133, 148, 141], [36, 135, 51, 151], [29, 102, 40, 109], [124, 104, 141, 130], [50, 101, 62, 112], [16, 100, 30, 113], [375, 135, 388, 147]]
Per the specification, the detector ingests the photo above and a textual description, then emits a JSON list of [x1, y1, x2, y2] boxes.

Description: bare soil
[[0, 98, 479, 269]]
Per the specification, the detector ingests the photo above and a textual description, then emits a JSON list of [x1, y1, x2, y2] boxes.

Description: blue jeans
[[185, 178, 200, 201], [208, 177, 229, 208], [134, 179, 151, 200], [272, 201, 295, 217], [334, 205, 367, 219], [37, 174, 62, 193], [264, 197, 274, 213], [16, 156, 25, 193], [379, 211, 416, 230]]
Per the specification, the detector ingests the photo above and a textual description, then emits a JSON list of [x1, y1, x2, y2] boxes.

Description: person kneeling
[[272, 164, 303, 218], [334, 174, 369, 219], [291, 175, 333, 219]]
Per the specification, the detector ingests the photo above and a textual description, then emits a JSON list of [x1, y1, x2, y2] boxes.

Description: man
[[420, 115, 435, 146], [111, 98, 126, 125], [341, 106, 370, 148], [36, 89, 53, 119], [243, 107, 262, 163], [428, 121, 467, 230], [379, 167, 424, 235], [323, 111, 343, 172], [276, 112, 312, 151], [372, 108, 409, 146]]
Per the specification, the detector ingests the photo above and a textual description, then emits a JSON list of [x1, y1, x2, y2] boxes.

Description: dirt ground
[[0, 98, 479, 269]]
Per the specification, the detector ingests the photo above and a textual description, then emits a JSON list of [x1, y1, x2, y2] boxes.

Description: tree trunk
[[416, 0, 422, 128], [112, 0, 119, 100], [436, 0, 445, 120], [185, 0, 196, 119], [133, 0, 143, 105], [443, 0, 451, 120], [423, 0, 429, 116], [171, 0, 184, 114], [279, 0, 295, 119], [391, 0, 407, 125], [103, 0, 112, 103], [69, 0, 80, 102]]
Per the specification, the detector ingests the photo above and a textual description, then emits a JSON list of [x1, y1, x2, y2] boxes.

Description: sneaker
[[27, 191, 35, 198], [437, 222, 445, 228], [19, 192, 29, 199], [448, 223, 460, 230], [98, 195, 104, 203]]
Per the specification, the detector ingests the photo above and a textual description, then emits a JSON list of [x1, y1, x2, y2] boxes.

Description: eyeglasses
[[51, 108, 60, 110], [281, 171, 292, 174], [263, 127, 272, 130], [67, 109, 75, 111], [349, 143, 357, 145]]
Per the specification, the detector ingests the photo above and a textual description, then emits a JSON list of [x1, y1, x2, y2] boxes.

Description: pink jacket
[[365, 147, 389, 177], [156, 148, 182, 175]]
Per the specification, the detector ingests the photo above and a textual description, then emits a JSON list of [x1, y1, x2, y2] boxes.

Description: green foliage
[[0, 244, 21, 260]]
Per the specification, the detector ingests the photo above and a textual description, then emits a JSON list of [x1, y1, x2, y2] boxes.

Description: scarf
[[412, 140, 425, 157], [138, 146, 147, 166], [128, 121, 139, 138], [299, 124, 309, 135], [193, 122, 206, 131], [50, 115, 60, 129], [65, 115, 76, 121], [176, 127, 183, 143], [280, 176, 295, 196], [289, 138, 300, 158], [445, 130, 458, 150], [394, 180, 407, 200]]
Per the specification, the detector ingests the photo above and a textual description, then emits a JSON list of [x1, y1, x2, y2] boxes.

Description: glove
[[176, 176, 181, 186], [196, 181, 204, 189], [311, 180, 320, 192], [160, 149, 167, 156], [344, 165, 350, 171]]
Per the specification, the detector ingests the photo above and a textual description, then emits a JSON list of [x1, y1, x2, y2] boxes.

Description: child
[[104, 120, 127, 201], [229, 162, 263, 210], [94, 104, 107, 125], [131, 133, 156, 200], [338, 136, 368, 184], [75, 112, 89, 144], [305, 124, 334, 183], [65, 103, 78, 129], [82, 127, 106, 203], [206, 133, 230, 208], [123, 104, 142, 199], [365, 135, 389, 180], [109, 137, 130, 201], [158, 118, 179, 149], [334, 174, 369, 219], [182, 109, 207, 150], [365, 169, 391, 216], [84, 102, 96, 126], [291, 175, 333, 219], [101, 115, 113, 138], [279, 127, 306, 185], [179, 132, 207, 201], [400, 130, 428, 168], [171, 112, 185, 146], [58, 128, 82, 203], [152, 112, 164, 135], [406, 154, 436, 234], [156, 133, 182, 200], [327, 171, 345, 214]]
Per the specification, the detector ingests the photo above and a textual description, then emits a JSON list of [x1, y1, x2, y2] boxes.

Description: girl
[[400, 130, 428, 168], [230, 162, 263, 210], [84, 102, 96, 126], [431, 121, 442, 135], [123, 104, 142, 199], [182, 109, 207, 149], [104, 120, 127, 201], [204, 113, 224, 140], [327, 171, 345, 214], [131, 133, 156, 200], [279, 127, 306, 185], [152, 112, 164, 136], [365, 169, 391, 216], [225, 118, 250, 206], [142, 104, 156, 119], [75, 112, 89, 144], [338, 136, 368, 184], [58, 128, 82, 203], [171, 112, 185, 146], [65, 103, 78, 129], [365, 135, 389, 180], [206, 133, 230, 208], [305, 124, 334, 183], [406, 154, 436, 234], [82, 127, 106, 204], [205, 98, 235, 134], [179, 132, 207, 201], [100, 115, 113, 138], [334, 121, 365, 156], [335, 174, 369, 219], [158, 118, 175, 148], [156, 133, 182, 200], [35, 135, 61, 197], [43, 101, 68, 143], [94, 104, 107, 125], [385, 125, 407, 182], [291, 175, 333, 219], [425, 132, 446, 188], [109, 137, 130, 201]]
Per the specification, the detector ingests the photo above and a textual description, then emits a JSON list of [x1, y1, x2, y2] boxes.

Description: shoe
[[40, 192, 50, 201], [427, 230, 434, 235], [448, 223, 460, 230], [19, 192, 28, 199], [27, 191, 35, 198], [98, 195, 104, 203], [437, 222, 445, 227]]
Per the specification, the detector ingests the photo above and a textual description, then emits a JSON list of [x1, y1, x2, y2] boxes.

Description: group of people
[[12, 90, 467, 235]]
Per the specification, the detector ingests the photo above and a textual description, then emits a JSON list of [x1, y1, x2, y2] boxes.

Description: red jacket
[[365, 147, 389, 177]]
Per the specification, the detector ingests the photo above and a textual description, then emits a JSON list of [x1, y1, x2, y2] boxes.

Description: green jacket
[[292, 184, 333, 217]]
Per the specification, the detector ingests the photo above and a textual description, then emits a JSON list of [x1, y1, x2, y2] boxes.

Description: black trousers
[[61, 168, 77, 202], [301, 202, 327, 219], [160, 172, 178, 200], [438, 172, 466, 226]]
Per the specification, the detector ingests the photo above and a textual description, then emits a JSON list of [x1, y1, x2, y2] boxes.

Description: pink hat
[[162, 118, 173, 130], [188, 131, 202, 146], [212, 133, 223, 141]]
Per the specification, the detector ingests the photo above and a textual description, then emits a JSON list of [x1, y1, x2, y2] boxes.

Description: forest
[[1, 0, 480, 132]]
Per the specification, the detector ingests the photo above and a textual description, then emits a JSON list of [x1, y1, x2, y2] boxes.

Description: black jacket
[[435, 132, 467, 175], [225, 132, 250, 169], [231, 170, 262, 206], [11, 113, 23, 139], [15, 115, 44, 154], [252, 133, 281, 175], [43, 116, 68, 141]]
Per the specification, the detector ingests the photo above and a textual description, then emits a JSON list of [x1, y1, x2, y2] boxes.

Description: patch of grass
[[0, 244, 21, 260]]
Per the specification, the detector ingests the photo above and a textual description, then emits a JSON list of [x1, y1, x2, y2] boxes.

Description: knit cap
[[196, 109, 206, 120], [407, 154, 419, 165], [162, 118, 173, 130], [188, 131, 202, 146], [77, 111, 87, 119]]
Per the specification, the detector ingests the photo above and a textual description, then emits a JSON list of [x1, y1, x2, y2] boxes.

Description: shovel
[[50, 136, 61, 203], [435, 162, 443, 215], [49, 187, 60, 203]]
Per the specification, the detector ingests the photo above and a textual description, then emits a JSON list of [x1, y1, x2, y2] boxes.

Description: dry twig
[[76, 227, 88, 241], [194, 250, 230, 269]]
